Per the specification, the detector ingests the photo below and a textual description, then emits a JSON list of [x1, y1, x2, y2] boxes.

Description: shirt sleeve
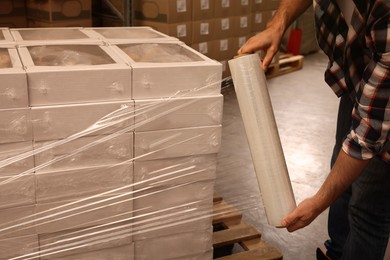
[[342, 3, 390, 160]]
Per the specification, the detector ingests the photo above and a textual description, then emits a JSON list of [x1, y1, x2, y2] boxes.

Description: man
[[238, 0, 390, 259]]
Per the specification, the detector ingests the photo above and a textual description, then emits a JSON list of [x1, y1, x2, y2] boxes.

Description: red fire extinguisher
[[287, 20, 302, 55]]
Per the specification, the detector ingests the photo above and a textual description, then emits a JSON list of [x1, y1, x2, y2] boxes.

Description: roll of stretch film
[[228, 54, 296, 226]]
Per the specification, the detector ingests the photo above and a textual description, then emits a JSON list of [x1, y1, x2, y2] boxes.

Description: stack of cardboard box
[[0, 0, 27, 27], [0, 27, 222, 259]]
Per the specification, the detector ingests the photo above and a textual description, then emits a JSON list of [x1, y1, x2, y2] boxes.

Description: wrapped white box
[[35, 163, 133, 203], [0, 235, 39, 260], [133, 180, 214, 214], [31, 101, 134, 142], [40, 244, 134, 260], [0, 174, 35, 210], [0, 47, 29, 109], [11, 27, 99, 44], [133, 198, 213, 241], [39, 225, 133, 259], [134, 155, 217, 188], [134, 227, 213, 260], [35, 194, 133, 234], [0, 141, 34, 177], [18, 43, 132, 106], [0, 28, 14, 44], [0, 108, 32, 144], [112, 42, 222, 99], [34, 133, 133, 173], [0, 205, 36, 239], [83, 26, 178, 44], [134, 95, 223, 131], [134, 125, 222, 161]]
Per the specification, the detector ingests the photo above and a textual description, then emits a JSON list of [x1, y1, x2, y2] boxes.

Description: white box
[[11, 28, 99, 44], [84, 26, 179, 44], [134, 155, 217, 188], [0, 205, 36, 239], [0, 108, 32, 144], [0, 28, 14, 44], [134, 125, 222, 161], [40, 244, 135, 260], [134, 95, 223, 131], [135, 227, 213, 260], [133, 198, 213, 241], [31, 101, 134, 142], [35, 194, 133, 234], [0, 141, 34, 177], [35, 163, 133, 203], [0, 174, 35, 210], [0, 235, 39, 260], [112, 42, 222, 99], [133, 180, 214, 215], [0, 47, 28, 109], [34, 133, 133, 173], [18, 43, 132, 106], [39, 225, 133, 259]]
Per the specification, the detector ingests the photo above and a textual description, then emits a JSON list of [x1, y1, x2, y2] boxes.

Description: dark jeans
[[325, 95, 390, 260]]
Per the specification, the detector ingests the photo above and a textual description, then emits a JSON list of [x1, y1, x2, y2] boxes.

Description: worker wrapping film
[[234, 0, 390, 259]]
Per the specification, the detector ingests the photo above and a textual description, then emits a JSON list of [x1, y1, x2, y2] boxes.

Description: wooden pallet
[[213, 194, 283, 260], [266, 53, 304, 79]]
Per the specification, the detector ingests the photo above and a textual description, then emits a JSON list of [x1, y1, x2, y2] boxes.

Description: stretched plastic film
[[228, 54, 296, 226], [0, 27, 280, 260]]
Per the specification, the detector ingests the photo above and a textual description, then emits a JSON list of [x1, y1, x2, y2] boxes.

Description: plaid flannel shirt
[[314, 0, 390, 162]]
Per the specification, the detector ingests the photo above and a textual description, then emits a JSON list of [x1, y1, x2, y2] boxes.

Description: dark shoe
[[316, 248, 330, 260]]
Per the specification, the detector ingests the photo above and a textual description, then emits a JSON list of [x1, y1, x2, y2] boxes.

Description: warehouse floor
[[215, 51, 390, 260]]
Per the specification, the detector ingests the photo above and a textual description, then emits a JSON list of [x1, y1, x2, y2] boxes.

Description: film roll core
[[228, 53, 296, 227]]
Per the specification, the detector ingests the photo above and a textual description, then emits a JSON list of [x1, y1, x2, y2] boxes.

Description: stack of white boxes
[[0, 27, 223, 259]]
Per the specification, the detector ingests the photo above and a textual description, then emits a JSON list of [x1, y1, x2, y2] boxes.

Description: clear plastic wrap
[[0, 27, 288, 260], [10, 28, 92, 43]]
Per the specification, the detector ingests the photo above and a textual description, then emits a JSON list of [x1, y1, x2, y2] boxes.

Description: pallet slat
[[213, 222, 261, 247], [266, 53, 304, 79]]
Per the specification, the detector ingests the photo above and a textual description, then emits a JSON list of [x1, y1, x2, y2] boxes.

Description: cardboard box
[[192, 19, 214, 43], [191, 41, 215, 58], [113, 42, 222, 99], [192, 0, 214, 20], [34, 133, 133, 172], [26, 0, 92, 22], [0, 205, 36, 239], [27, 18, 92, 27], [39, 225, 132, 259], [212, 38, 236, 60], [213, 17, 235, 39], [35, 194, 133, 233], [31, 101, 134, 142], [134, 0, 192, 23], [232, 0, 252, 15], [134, 95, 223, 131], [134, 19, 192, 45], [214, 0, 235, 17], [35, 163, 133, 203], [18, 43, 132, 106], [0, 108, 32, 144], [134, 155, 217, 188], [251, 10, 274, 32], [0, 47, 29, 109], [135, 227, 213, 260], [232, 15, 251, 36], [134, 125, 222, 161], [84, 26, 179, 44], [11, 28, 97, 44], [252, 0, 280, 11], [0, 141, 34, 177], [0, 235, 39, 260], [39, 244, 135, 260], [0, 174, 35, 210], [0, 0, 26, 28]]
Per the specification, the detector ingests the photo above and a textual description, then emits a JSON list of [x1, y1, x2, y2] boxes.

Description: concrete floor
[[215, 51, 390, 259]]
